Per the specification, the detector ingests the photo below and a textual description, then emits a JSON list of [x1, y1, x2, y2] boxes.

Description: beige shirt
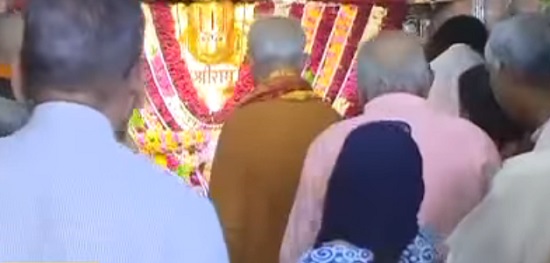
[[447, 119, 550, 263]]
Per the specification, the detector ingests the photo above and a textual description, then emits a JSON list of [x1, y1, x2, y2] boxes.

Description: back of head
[[458, 65, 524, 147], [486, 14, 550, 129], [21, 0, 144, 98], [315, 121, 424, 262], [357, 31, 432, 101], [248, 17, 306, 82], [487, 14, 550, 84], [425, 15, 488, 62]]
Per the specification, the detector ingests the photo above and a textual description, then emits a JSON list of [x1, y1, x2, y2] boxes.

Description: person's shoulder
[[500, 150, 550, 178], [112, 146, 203, 200], [314, 116, 357, 138], [489, 149, 550, 193], [307, 115, 364, 149], [440, 116, 495, 144], [0, 130, 25, 158]]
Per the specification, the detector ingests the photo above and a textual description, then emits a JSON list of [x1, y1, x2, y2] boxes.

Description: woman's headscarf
[[305, 121, 429, 262], [428, 44, 485, 117]]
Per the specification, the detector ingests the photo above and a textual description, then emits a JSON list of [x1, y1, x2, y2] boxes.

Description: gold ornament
[[172, 2, 254, 112], [183, 1, 242, 65]]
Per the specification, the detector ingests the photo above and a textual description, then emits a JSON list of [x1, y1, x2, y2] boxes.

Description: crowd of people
[[1, 0, 550, 263]]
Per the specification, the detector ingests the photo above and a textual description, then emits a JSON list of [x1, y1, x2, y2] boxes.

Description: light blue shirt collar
[[24, 101, 116, 143]]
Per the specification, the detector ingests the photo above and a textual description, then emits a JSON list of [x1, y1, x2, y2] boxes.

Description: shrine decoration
[[128, 109, 214, 194], [132, 0, 407, 187]]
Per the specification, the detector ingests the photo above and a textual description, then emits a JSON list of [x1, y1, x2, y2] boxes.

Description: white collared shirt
[[0, 102, 228, 263], [532, 118, 550, 151]]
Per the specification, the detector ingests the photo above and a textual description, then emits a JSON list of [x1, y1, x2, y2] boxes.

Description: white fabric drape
[[427, 44, 484, 117]]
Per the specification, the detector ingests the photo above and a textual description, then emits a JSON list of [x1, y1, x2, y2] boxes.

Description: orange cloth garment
[[0, 64, 11, 79], [210, 74, 341, 263]]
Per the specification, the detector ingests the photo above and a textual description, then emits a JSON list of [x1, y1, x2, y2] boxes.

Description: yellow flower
[[167, 135, 179, 152], [154, 154, 168, 168], [183, 132, 193, 149], [195, 131, 205, 144]]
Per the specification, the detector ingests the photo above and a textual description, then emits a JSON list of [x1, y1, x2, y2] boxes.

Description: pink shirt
[[280, 93, 501, 263]]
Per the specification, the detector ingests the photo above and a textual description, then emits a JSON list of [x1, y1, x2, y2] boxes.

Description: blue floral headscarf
[[301, 121, 436, 263], [300, 229, 436, 263]]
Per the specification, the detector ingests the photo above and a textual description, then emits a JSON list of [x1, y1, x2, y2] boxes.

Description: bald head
[[357, 31, 432, 101], [248, 17, 306, 81]]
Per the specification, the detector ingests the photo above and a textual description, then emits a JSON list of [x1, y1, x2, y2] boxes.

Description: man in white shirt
[[0, 0, 228, 262], [446, 14, 550, 263]]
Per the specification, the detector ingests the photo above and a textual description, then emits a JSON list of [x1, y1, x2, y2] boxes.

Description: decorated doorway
[[130, 0, 407, 192]]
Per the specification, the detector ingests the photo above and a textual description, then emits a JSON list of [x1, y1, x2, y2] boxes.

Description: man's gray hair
[[485, 14, 550, 85], [357, 31, 432, 99], [248, 17, 305, 71]]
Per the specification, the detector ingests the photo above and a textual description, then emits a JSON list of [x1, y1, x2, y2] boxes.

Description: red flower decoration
[[149, 3, 254, 125], [144, 61, 179, 130]]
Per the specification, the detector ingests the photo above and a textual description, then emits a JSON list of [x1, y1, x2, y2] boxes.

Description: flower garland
[[323, 6, 370, 102], [149, 3, 254, 125], [130, 128, 212, 192], [133, 1, 407, 190], [307, 4, 336, 85], [313, 5, 358, 97], [144, 58, 180, 130], [334, 5, 388, 117]]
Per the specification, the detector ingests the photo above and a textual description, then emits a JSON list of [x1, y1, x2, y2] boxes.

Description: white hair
[[485, 14, 550, 85], [248, 17, 305, 67], [357, 31, 432, 100]]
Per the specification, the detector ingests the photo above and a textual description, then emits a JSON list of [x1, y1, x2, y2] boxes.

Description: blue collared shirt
[[0, 102, 228, 263]]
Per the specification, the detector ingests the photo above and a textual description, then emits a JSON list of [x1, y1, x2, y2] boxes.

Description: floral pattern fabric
[[299, 231, 437, 263], [299, 243, 374, 263]]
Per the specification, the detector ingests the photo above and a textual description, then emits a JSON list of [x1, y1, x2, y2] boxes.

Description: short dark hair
[[22, 0, 144, 91], [459, 65, 524, 146], [425, 15, 488, 62]]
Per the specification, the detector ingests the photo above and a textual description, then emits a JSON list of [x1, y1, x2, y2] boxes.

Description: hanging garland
[[149, 2, 254, 125], [144, 59, 180, 130], [134, 1, 405, 188]]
